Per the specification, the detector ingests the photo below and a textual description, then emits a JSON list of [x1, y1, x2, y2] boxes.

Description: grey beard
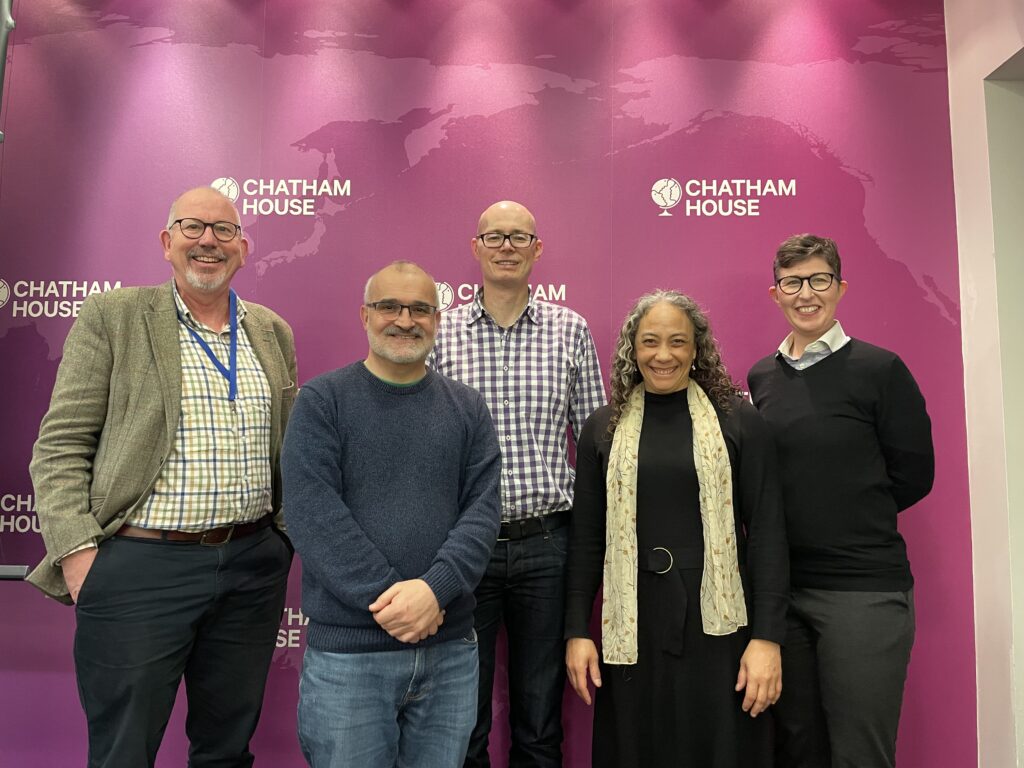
[[368, 330, 431, 364]]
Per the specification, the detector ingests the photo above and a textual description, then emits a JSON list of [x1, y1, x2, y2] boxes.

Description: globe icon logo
[[0, 279, 9, 310], [651, 178, 682, 216], [436, 281, 455, 311], [211, 177, 240, 202]]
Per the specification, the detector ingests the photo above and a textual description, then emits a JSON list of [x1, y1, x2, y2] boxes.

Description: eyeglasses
[[775, 272, 837, 295], [172, 218, 242, 243], [365, 301, 437, 319], [476, 232, 537, 249]]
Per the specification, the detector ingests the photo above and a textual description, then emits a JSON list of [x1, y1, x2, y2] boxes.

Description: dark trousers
[[774, 588, 915, 768], [73, 528, 291, 768], [464, 524, 567, 768]]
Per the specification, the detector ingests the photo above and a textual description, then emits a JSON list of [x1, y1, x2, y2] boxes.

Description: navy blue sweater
[[283, 363, 501, 652]]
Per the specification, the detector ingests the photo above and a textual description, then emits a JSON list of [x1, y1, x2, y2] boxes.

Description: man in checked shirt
[[27, 186, 297, 767], [429, 200, 607, 767]]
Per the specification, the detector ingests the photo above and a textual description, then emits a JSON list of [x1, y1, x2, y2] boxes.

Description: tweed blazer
[[27, 281, 297, 604]]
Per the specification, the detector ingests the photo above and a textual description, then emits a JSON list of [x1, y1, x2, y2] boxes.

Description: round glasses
[[173, 218, 242, 243], [476, 232, 537, 249], [775, 272, 837, 295]]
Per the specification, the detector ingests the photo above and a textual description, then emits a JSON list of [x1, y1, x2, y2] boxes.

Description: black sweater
[[747, 339, 934, 591]]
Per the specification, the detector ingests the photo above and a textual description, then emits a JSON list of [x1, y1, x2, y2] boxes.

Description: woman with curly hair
[[564, 290, 789, 767]]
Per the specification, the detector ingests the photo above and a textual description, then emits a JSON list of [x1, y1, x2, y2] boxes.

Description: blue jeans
[[466, 524, 567, 768], [298, 634, 479, 768]]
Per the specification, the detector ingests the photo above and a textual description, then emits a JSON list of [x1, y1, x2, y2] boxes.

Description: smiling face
[[470, 201, 543, 289], [161, 187, 247, 297], [634, 301, 697, 395], [360, 263, 439, 381], [769, 254, 847, 353]]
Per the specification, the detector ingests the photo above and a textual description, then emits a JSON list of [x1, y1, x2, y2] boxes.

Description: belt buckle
[[200, 526, 233, 546], [496, 520, 512, 543], [652, 546, 674, 574]]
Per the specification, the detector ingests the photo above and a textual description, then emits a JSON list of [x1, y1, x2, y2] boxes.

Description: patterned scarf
[[601, 382, 747, 664]]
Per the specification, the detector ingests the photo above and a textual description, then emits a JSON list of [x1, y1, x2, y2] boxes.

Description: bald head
[[477, 200, 537, 234], [471, 201, 543, 293], [167, 186, 241, 230]]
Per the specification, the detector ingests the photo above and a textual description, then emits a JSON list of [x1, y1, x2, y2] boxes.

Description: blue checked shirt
[[428, 291, 606, 521], [127, 286, 274, 531]]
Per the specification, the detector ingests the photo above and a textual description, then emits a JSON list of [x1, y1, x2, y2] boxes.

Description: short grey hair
[[363, 260, 441, 306]]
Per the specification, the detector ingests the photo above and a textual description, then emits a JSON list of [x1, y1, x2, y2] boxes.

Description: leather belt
[[114, 514, 273, 546], [497, 511, 569, 542]]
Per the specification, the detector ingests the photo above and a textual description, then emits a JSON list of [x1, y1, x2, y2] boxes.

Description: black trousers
[[73, 528, 291, 768], [774, 588, 915, 768]]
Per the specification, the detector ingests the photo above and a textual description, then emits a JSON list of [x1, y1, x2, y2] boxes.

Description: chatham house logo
[[211, 177, 241, 202], [651, 175, 797, 218], [435, 282, 455, 311], [0, 279, 9, 310], [211, 175, 351, 217], [651, 178, 683, 216]]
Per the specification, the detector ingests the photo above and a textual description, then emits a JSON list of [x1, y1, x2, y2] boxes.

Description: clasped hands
[[369, 579, 445, 643]]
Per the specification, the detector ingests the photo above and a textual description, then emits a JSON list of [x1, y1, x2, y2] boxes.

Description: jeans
[[298, 634, 479, 768], [466, 524, 567, 768], [74, 528, 291, 768]]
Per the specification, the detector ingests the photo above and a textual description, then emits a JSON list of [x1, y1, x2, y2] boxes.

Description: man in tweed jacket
[[28, 186, 297, 767]]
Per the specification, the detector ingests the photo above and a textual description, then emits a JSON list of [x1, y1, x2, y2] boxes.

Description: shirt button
[[504, 399, 509, 405], [507, 470, 513, 475], [503, 366, 509, 371], [505, 435, 512, 441]]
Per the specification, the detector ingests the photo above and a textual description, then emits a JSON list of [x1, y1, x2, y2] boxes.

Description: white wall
[[944, 1, 1024, 764]]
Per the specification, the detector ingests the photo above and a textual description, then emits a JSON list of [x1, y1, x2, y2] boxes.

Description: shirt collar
[[466, 287, 539, 327], [776, 319, 848, 361], [172, 282, 246, 331]]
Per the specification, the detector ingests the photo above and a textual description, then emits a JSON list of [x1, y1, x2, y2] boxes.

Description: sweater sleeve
[[564, 408, 610, 639], [283, 384, 404, 610], [419, 393, 502, 609], [732, 400, 789, 645], [876, 355, 934, 511]]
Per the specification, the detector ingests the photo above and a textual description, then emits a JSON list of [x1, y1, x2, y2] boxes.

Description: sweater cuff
[[564, 591, 595, 640], [421, 562, 461, 609], [750, 593, 789, 646]]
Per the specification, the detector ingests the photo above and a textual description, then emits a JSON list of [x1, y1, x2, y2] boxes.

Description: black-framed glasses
[[776, 272, 837, 295], [172, 218, 242, 243], [365, 301, 437, 320], [476, 232, 537, 249]]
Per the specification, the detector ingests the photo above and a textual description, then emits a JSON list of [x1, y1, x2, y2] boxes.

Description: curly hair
[[608, 290, 739, 432]]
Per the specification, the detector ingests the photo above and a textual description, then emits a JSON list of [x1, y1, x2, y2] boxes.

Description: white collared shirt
[[777, 320, 851, 371]]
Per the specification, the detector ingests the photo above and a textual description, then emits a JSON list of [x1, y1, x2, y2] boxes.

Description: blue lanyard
[[177, 290, 238, 401]]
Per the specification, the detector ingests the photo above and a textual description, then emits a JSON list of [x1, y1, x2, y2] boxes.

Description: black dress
[[565, 390, 789, 768]]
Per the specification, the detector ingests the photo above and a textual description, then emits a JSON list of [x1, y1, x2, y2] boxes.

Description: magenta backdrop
[[0, 1, 974, 766]]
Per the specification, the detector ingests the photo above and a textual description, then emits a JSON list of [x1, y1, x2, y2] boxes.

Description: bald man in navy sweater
[[283, 261, 502, 768]]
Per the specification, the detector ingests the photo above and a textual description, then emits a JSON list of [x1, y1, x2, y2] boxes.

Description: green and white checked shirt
[[126, 286, 274, 531]]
